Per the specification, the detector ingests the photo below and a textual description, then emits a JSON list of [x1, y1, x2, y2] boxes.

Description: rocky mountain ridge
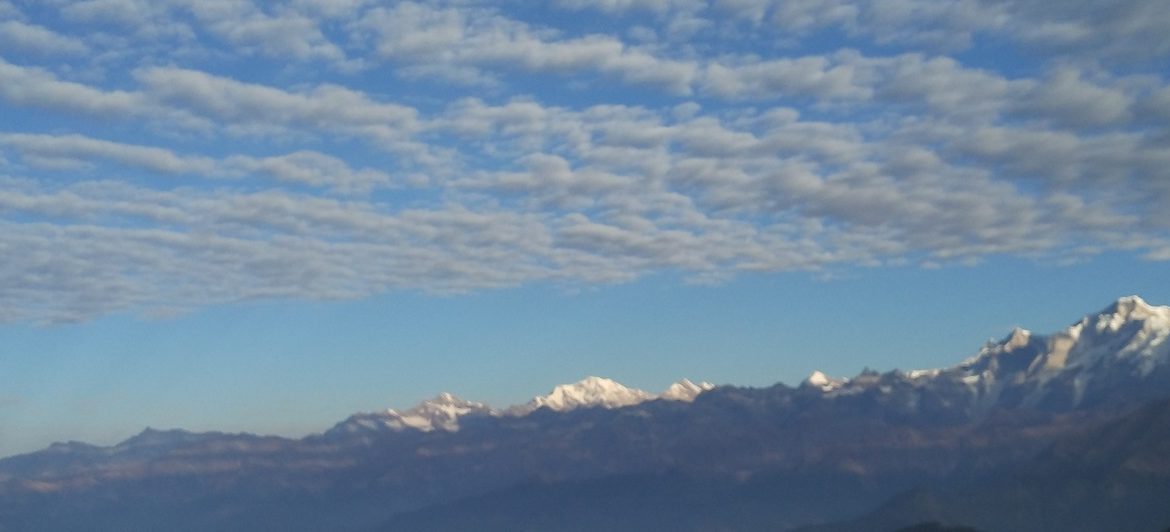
[[327, 376, 715, 436], [2, 296, 1168, 532], [798, 295, 1170, 415], [325, 295, 1170, 443]]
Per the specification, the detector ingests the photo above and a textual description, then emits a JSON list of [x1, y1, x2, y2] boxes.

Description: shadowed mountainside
[[802, 397, 1170, 532]]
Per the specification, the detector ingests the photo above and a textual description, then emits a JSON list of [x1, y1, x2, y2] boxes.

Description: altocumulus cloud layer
[[1, 0, 1168, 323]]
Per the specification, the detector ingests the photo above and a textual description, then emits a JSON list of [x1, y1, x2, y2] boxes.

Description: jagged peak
[[327, 392, 493, 437], [660, 378, 715, 401], [1088, 295, 1169, 335], [1007, 326, 1031, 344], [1107, 295, 1152, 313], [982, 326, 1034, 351], [960, 325, 1040, 369], [1099, 295, 1165, 320], [406, 392, 485, 410]]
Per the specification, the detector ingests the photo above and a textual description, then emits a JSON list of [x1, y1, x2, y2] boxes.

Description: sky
[[0, 0, 1168, 458]]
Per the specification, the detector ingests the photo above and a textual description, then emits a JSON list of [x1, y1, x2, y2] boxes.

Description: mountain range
[[326, 376, 715, 437], [2, 296, 1169, 531]]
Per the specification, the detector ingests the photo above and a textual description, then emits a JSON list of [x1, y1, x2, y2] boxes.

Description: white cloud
[[703, 55, 867, 101], [1015, 67, 1133, 128], [701, 51, 1146, 132], [864, 53, 1017, 119], [133, 66, 419, 141], [182, 1, 349, 63], [288, 0, 375, 19], [0, 0, 1167, 323], [224, 151, 394, 193], [60, 0, 157, 26], [1010, 0, 1170, 59], [0, 133, 399, 194], [555, 0, 702, 14], [0, 133, 216, 175], [357, 2, 698, 93], [699, 51, 1020, 122], [0, 20, 89, 55], [1139, 86, 1170, 123], [710, 0, 1002, 49], [0, 57, 143, 116], [0, 182, 566, 323]]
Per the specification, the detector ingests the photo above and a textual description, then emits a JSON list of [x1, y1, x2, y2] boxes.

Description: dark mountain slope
[[378, 470, 926, 532], [808, 398, 1170, 532]]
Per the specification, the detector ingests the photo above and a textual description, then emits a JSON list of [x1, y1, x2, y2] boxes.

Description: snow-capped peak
[[958, 325, 1039, 371], [322, 296, 1169, 438], [922, 295, 1170, 410], [807, 371, 830, 387], [803, 370, 847, 391], [327, 393, 492, 436], [386, 393, 492, 432], [1005, 326, 1032, 348], [660, 379, 715, 401], [1108, 295, 1156, 315], [1092, 295, 1169, 334], [1052, 295, 1170, 377], [520, 376, 655, 413]]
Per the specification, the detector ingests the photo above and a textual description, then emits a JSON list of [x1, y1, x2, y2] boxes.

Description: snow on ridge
[[660, 378, 715, 401], [924, 295, 1170, 408], [806, 370, 830, 388], [970, 297, 1162, 362], [521, 376, 655, 413], [331, 393, 492, 435], [334, 375, 719, 436], [388, 393, 493, 432], [1067, 295, 1170, 377], [510, 376, 718, 414], [1014, 295, 1170, 377], [802, 370, 848, 392], [1093, 295, 1170, 334], [786, 296, 1170, 410], [327, 296, 1169, 436], [906, 368, 941, 380]]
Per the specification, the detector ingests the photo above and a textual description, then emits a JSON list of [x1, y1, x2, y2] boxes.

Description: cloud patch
[[0, 0, 1167, 323]]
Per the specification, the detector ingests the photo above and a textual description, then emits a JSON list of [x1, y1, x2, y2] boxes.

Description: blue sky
[[1, 0, 1169, 457]]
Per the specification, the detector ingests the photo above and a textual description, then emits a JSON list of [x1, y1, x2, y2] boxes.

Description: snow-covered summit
[[1046, 295, 1170, 376], [327, 393, 492, 436], [514, 376, 718, 413], [317, 297, 1166, 438], [389, 393, 493, 432], [1102, 295, 1164, 320], [952, 297, 1168, 375], [331, 375, 718, 435], [517, 376, 656, 414], [794, 296, 1170, 411], [1089, 295, 1169, 335], [932, 296, 1170, 409], [660, 379, 715, 401], [802, 371, 847, 392], [326, 297, 1168, 433]]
